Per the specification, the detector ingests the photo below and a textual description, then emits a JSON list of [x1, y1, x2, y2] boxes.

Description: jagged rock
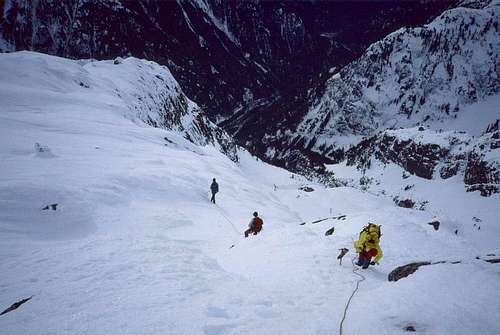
[[466, 184, 499, 196], [345, 131, 450, 179], [299, 186, 315, 192], [403, 184, 414, 191], [427, 219, 440, 231], [394, 197, 415, 209], [388, 262, 431, 282], [485, 119, 499, 134], [483, 258, 500, 264], [0, 296, 33, 316], [42, 203, 58, 211], [324, 227, 335, 236], [464, 150, 500, 196], [404, 325, 416, 332], [263, 0, 500, 180], [440, 161, 462, 179]]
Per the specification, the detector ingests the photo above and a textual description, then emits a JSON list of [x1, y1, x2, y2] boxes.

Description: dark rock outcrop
[[346, 131, 450, 179], [394, 198, 416, 209], [427, 219, 440, 231], [388, 262, 432, 282]]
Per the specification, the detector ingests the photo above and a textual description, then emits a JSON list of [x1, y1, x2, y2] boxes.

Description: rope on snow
[[215, 204, 242, 237], [339, 257, 365, 335], [198, 191, 241, 248]]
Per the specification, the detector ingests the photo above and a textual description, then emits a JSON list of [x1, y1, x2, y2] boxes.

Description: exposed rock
[[389, 257, 499, 282], [466, 184, 499, 196], [403, 184, 414, 191], [483, 258, 500, 264], [404, 325, 416, 332], [0, 296, 33, 316], [394, 197, 415, 209], [388, 262, 431, 282], [464, 149, 500, 196], [324, 227, 335, 236], [0, 0, 451, 166], [427, 219, 440, 231], [42, 203, 58, 211], [485, 119, 499, 134], [346, 131, 450, 179]]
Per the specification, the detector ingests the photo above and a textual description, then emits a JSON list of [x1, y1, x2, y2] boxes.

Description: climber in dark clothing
[[245, 212, 263, 237], [210, 178, 219, 204]]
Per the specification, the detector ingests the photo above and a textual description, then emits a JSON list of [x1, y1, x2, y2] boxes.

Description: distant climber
[[245, 212, 263, 237], [210, 178, 219, 204], [354, 223, 383, 269]]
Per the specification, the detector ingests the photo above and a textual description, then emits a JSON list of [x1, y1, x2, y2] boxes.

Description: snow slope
[[1, 52, 499, 334]]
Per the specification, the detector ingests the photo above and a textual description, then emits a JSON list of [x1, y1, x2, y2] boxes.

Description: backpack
[[361, 223, 381, 239], [254, 217, 263, 230], [357, 223, 381, 249]]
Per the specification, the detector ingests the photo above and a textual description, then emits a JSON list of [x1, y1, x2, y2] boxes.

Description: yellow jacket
[[354, 224, 383, 263]]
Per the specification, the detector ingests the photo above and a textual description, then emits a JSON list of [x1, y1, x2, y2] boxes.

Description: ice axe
[[337, 248, 349, 265]]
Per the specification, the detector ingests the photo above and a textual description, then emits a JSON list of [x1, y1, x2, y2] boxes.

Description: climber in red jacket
[[244, 211, 263, 237]]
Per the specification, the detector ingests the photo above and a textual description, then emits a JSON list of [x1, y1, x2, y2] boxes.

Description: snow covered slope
[[0, 51, 237, 160], [1, 51, 500, 334], [300, 0, 499, 143]]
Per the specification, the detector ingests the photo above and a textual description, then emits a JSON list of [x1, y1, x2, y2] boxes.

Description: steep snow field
[[1, 52, 499, 334]]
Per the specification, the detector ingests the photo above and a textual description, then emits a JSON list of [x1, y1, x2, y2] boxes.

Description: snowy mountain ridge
[[0, 51, 238, 161], [1, 50, 499, 335], [245, 0, 500, 196], [299, 0, 499, 145]]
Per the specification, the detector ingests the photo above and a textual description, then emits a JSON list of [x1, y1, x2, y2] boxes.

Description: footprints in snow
[[203, 300, 278, 334]]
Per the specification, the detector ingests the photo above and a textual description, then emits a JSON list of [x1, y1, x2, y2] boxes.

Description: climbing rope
[[339, 257, 366, 335], [215, 205, 241, 237], [198, 191, 241, 242]]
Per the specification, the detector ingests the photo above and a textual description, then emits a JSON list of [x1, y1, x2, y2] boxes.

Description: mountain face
[[246, 0, 500, 195], [0, 0, 451, 120], [296, 0, 500, 152], [1, 0, 498, 195], [3, 51, 238, 162]]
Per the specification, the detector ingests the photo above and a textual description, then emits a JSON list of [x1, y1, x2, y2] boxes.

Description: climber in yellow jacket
[[354, 223, 383, 269]]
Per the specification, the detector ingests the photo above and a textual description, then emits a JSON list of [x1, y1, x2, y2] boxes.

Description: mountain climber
[[210, 178, 219, 204], [245, 211, 263, 237], [354, 223, 383, 269]]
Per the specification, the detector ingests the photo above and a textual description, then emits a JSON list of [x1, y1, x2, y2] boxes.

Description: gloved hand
[[370, 261, 378, 266]]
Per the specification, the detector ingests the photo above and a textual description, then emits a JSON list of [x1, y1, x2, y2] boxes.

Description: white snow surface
[[1, 51, 500, 335]]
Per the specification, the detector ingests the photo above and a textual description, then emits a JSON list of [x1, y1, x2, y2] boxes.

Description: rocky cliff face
[[247, 0, 499, 195], [341, 122, 500, 196], [110, 56, 238, 161], [2, 0, 498, 195], [294, 0, 499, 157], [0, 0, 451, 121], [0, 0, 272, 121]]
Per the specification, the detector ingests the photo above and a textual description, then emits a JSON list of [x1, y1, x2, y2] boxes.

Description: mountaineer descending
[[245, 212, 264, 237], [354, 223, 383, 269], [210, 178, 219, 204]]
